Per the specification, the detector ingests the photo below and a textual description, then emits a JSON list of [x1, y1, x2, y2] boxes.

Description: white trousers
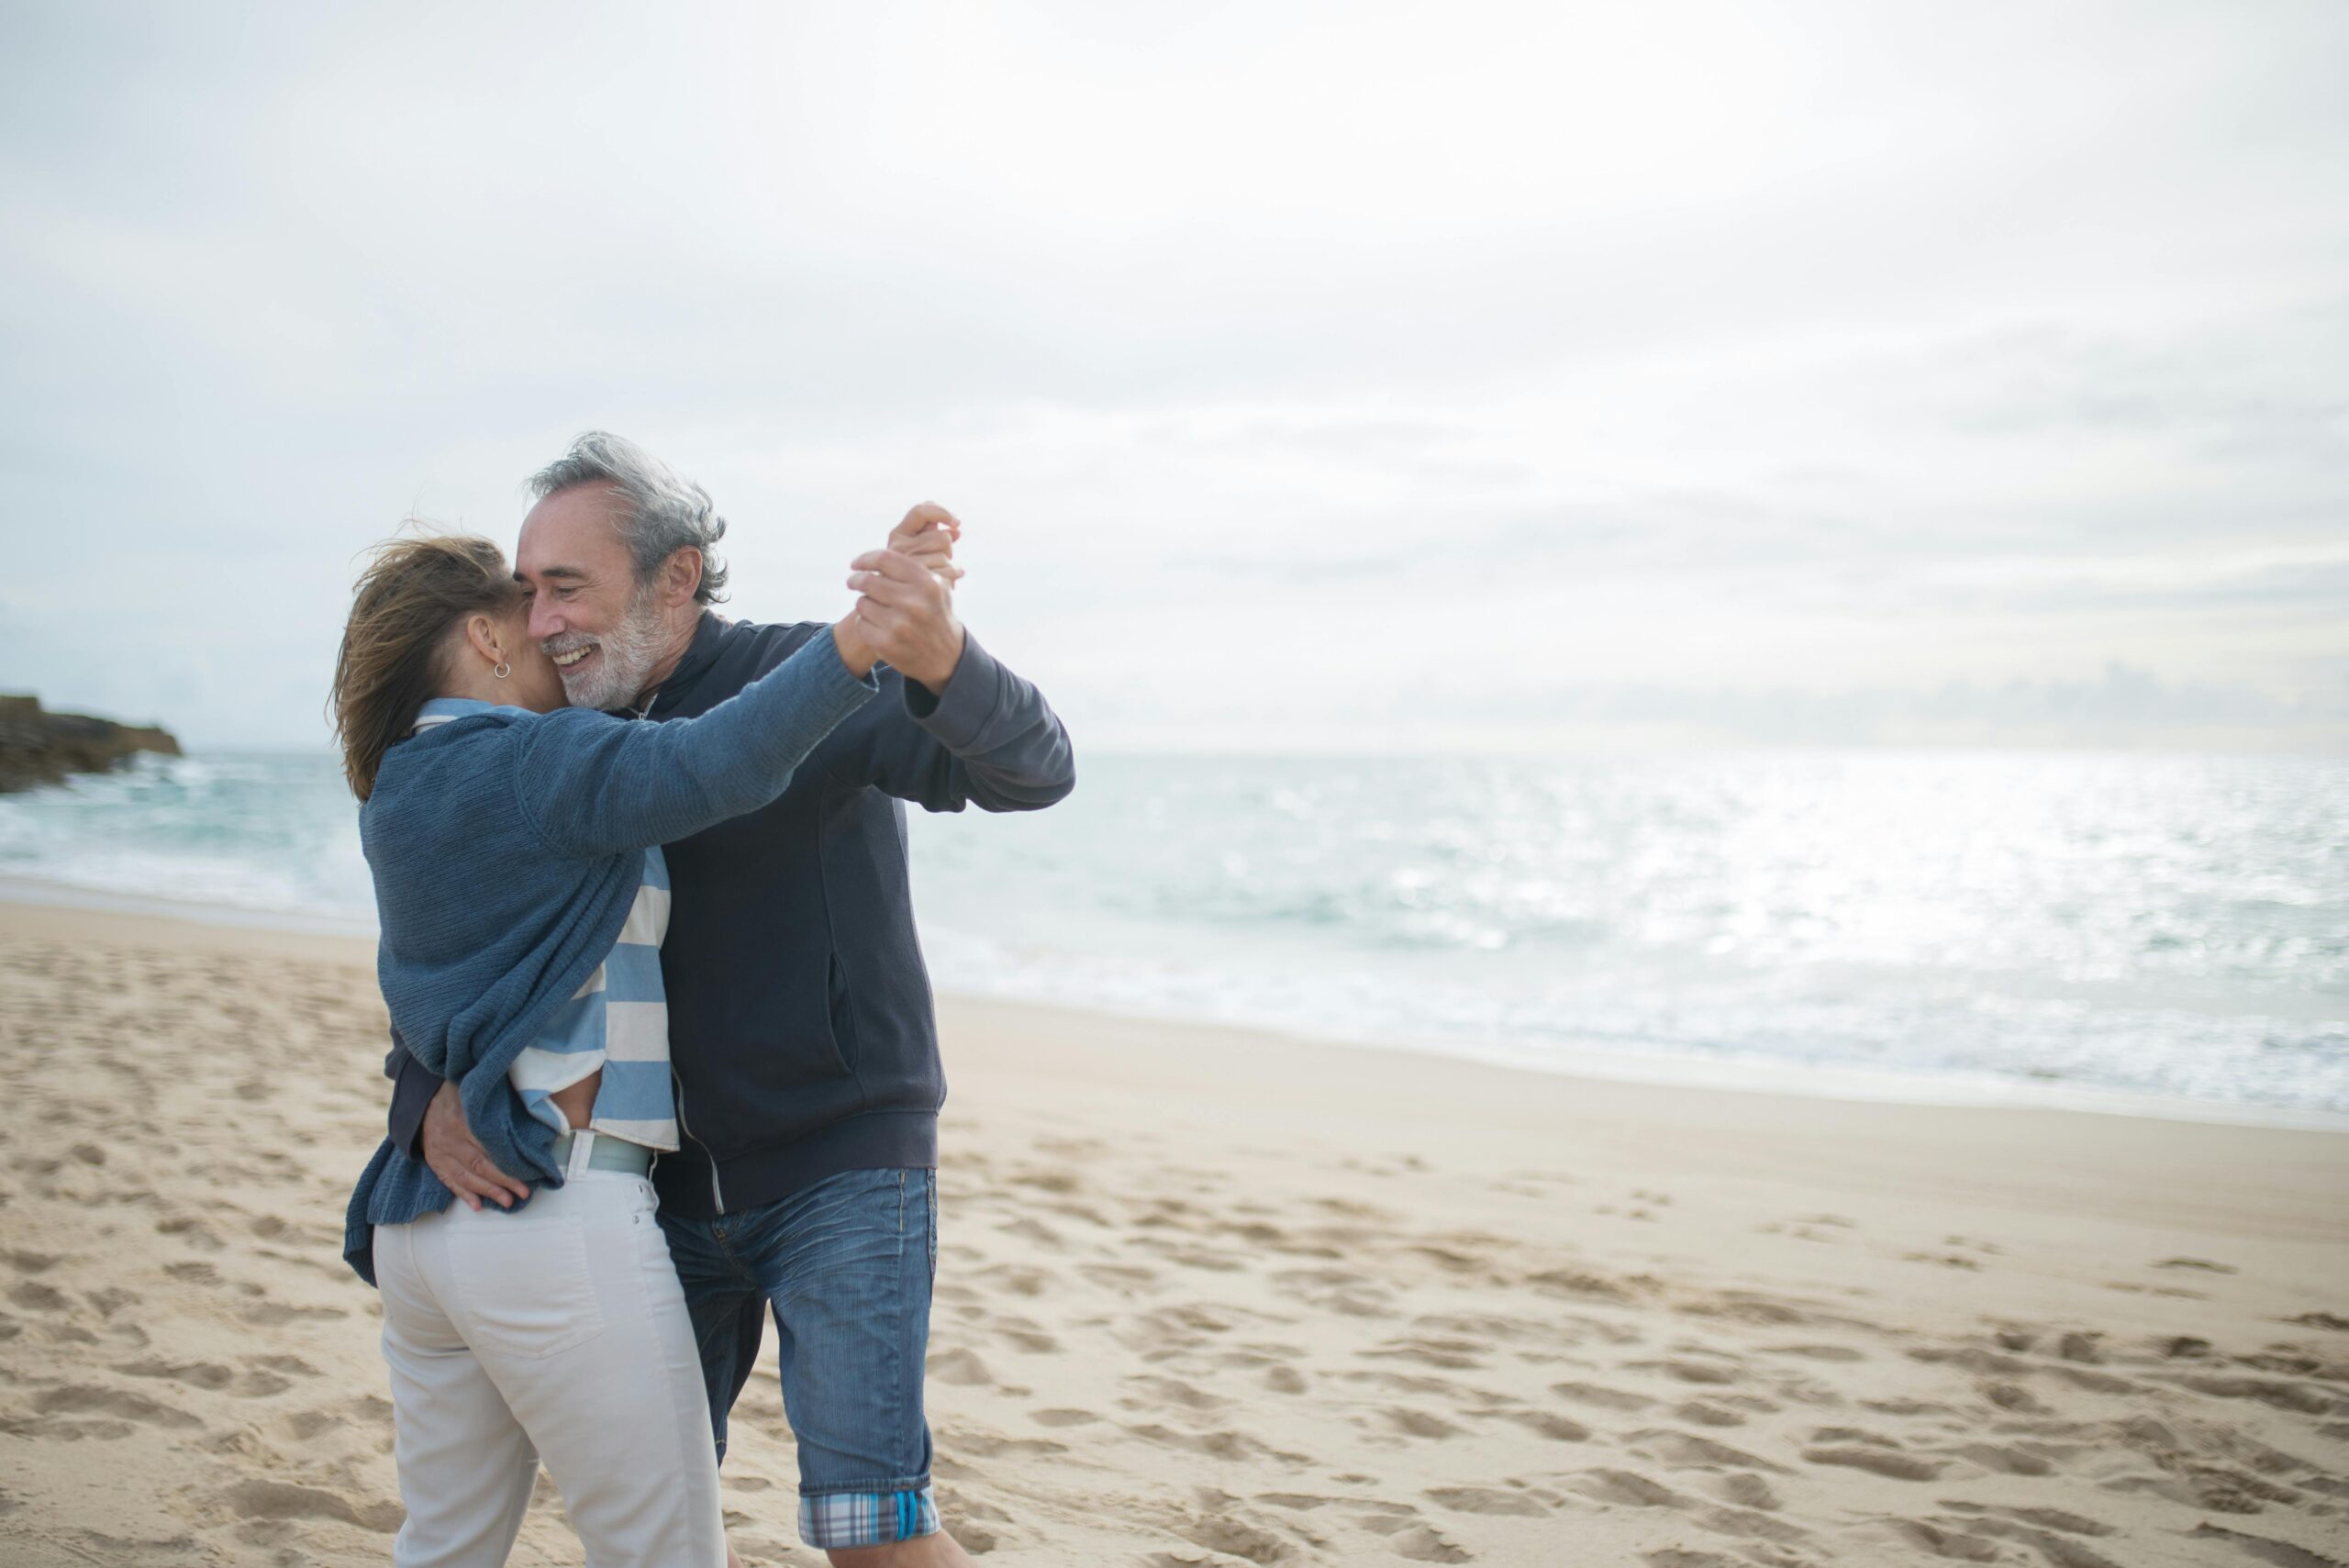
[[375, 1161, 724, 1568]]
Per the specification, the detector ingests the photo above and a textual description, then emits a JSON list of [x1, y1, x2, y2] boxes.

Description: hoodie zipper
[[672, 1064, 725, 1216], [624, 691, 721, 1216]]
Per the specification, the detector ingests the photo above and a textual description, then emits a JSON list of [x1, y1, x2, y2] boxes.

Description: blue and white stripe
[[505, 845, 678, 1150]]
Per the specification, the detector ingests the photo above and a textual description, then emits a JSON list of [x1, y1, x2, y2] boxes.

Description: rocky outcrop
[[0, 694, 182, 794]]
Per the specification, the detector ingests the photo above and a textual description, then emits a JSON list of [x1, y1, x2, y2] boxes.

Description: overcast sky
[[2, 0, 2343, 751]]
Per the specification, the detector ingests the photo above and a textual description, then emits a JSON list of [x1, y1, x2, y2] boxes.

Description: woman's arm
[[509, 625, 878, 860]]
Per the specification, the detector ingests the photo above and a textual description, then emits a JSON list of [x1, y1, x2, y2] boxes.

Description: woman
[[331, 515, 952, 1566]]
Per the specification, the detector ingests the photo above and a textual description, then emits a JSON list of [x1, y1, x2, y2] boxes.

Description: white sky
[[2, 0, 2343, 751]]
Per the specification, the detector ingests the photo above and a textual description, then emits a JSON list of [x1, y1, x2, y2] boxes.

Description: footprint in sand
[[1629, 1356, 1741, 1386], [1141, 1240, 1250, 1274], [1499, 1409, 1592, 1441], [1552, 1380, 1654, 1412], [1624, 1428, 1794, 1474], [941, 1427, 1068, 1462], [1126, 1423, 1286, 1463], [1352, 1507, 1470, 1565], [996, 1216, 1063, 1249], [0, 1413, 136, 1442], [32, 1383, 205, 1429], [1170, 1510, 1299, 1565], [153, 1215, 225, 1251], [1704, 1472, 1782, 1511], [1567, 1468, 1681, 1507], [1030, 1407, 1102, 1428], [1943, 1500, 2118, 1537], [2188, 1521, 2348, 1568], [2165, 1373, 2334, 1415], [1360, 1335, 1486, 1371], [278, 1409, 345, 1440], [1762, 1342, 1866, 1362], [1389, 1524, 1471, 1563], [929, 1347, 996, 1387], [971, 1263, 1055, 1297], [1381, 1407, 1464, 1440], [239, 1302, 347, 1328], [84, 1285, 140, 1318], [1872, 1518, 2009, 1560], [988, 1316, 1062, 1353], [1423, 1485, 1548, 1517], [1078, 1262, 1161, 1295], [223, 1480, 404, 1534], [1801, 1444, 1944, 1481], [1675, 1398, 1755, 1427], [116, 1357, 235, 1391], [1263, 1365, 1308, 1395], [1129, 1374, 1227, 1412]]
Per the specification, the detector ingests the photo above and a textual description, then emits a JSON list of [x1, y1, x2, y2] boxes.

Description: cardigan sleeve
[[511, 627, 877, 860]]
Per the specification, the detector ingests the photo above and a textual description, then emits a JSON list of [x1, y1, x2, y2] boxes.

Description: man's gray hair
[[529, 431, 730, 605]]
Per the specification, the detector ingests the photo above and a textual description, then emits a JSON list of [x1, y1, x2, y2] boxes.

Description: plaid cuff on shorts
[[799, 1485, 941, 1550]]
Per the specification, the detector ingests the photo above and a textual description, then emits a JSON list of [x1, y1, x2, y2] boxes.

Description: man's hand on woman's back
[[419, 1081, 531, 1211]]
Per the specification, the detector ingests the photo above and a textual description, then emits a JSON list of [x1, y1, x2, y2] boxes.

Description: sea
[[4, 749, 2344, 1126]]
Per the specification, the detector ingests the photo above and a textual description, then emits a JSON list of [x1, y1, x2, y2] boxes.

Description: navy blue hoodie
[[387, 610, 1074, 1218]]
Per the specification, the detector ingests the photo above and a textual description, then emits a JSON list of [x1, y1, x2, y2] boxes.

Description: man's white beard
[[551, 584, 666, 711]]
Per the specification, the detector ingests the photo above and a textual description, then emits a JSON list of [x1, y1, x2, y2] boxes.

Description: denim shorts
[[658, 1166, 940, 1551]]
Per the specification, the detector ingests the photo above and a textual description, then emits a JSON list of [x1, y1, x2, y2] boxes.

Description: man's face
[[516, 484, 665, 710]]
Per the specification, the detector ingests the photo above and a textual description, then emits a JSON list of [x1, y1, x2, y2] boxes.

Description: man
[[384, 431, 1074, 1566]]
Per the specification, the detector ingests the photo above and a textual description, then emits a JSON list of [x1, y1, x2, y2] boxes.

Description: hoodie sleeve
[[835, 629, 1076, 814]]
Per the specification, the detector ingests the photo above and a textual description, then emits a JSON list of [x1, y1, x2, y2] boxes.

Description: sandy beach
[[1, 895, 2344, 1567]]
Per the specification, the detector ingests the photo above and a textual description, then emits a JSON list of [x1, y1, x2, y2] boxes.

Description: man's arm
[[383, 1037, 533, 1210], [863, 629, 1075, 813], [386, 1036, 438, 1159]]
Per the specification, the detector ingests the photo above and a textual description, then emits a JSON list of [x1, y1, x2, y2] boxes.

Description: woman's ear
[[461, 612, 506, 669]]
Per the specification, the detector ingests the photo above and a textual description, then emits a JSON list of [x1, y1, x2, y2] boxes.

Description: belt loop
[[567, 1127, 596, 1180]]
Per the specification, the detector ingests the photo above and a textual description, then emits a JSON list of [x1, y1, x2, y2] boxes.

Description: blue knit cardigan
[[341, 628, 876, 1284]]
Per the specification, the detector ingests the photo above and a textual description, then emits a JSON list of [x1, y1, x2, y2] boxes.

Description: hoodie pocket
[[825, 951, 861, 1076]]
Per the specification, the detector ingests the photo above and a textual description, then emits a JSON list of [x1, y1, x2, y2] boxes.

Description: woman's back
[[362, 701, 644, 1099]]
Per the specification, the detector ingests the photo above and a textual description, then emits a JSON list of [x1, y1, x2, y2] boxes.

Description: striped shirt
[[410, 699, 678, 1151]]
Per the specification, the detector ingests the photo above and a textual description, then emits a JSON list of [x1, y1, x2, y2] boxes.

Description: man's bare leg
[[827, 1529, 979, 1567]]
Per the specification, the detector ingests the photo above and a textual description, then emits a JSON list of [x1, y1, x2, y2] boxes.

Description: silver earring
[[494, 662, 511, 680]]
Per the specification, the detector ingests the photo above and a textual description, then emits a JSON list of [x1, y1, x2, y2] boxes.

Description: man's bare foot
[[827, 1529, 979, 1567]]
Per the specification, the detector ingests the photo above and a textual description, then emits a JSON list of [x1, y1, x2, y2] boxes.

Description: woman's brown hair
[[330, 532, 525, 800]]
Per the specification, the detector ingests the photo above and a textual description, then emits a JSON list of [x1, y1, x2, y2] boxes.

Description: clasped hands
[[832, 502, 966, 694]]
